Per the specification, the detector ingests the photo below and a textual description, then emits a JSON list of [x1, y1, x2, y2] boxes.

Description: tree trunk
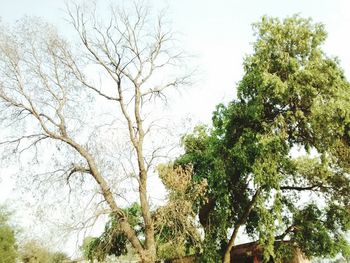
[[223, 224, 240, 263], [223, 188, 261, 263]]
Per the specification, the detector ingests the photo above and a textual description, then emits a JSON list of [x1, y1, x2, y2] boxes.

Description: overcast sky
[[1, 0, 349, 256]]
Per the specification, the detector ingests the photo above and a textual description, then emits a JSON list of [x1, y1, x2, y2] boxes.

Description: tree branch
[[280, 184, 321, 191]]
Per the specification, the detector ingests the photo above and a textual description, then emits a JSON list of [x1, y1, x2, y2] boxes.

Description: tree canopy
[[178, 15, 350, 262]]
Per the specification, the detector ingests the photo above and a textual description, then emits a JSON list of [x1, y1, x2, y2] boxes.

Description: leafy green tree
[[0, 206, 17, 263], [178, 15, 350, 262]]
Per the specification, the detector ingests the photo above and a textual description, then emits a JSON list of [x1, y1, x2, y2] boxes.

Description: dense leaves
[[179, 15, 350, 262]]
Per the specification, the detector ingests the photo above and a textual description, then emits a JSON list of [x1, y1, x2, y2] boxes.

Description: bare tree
[[0, 2, 190, 262]]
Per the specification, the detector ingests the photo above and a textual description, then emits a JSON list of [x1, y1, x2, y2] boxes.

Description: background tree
[[19, 240, 69, 263], [20, 241, 47, 263], [178, 15, 350, 262], [0, 2, 189, 262], [0, 206, 17, 263], [51, 252, 70, 263]]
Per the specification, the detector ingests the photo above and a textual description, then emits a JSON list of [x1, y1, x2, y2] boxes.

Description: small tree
[[0, 206, 17, 263], [81, 204, 140, 262], [154, 164, 206, 260], [20, 240, 50, 263], [0, 2, 189, 262], [20, 240, 69, 263], [178, 15, 350, 262], [51, 252, 70, 263]]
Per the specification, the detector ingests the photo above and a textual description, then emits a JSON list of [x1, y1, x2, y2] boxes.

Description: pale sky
[[1, 0, 350, 257], [1, 0, 349, 123]]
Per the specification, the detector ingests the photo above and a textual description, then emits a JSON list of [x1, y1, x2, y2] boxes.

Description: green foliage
[[82, 166, 206, 262], [51, 252, 69, 263], [82, 236, 97, 262], [81, 204, 141, 262], [155, 164, 206, 259], [0, 206, 17, 263], [274, 243, 295, 263], [292, 204, 350, 258], [0, 209, 69, 263], [20, 240, 69, 263], [81, 220, 128, 261], [179, 15, 350, 261], [177, 125, 230, 261]]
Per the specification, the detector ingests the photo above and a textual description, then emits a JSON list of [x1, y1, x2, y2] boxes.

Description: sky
[[0, 0, 349, 122], [0, 0, 350, 257]]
